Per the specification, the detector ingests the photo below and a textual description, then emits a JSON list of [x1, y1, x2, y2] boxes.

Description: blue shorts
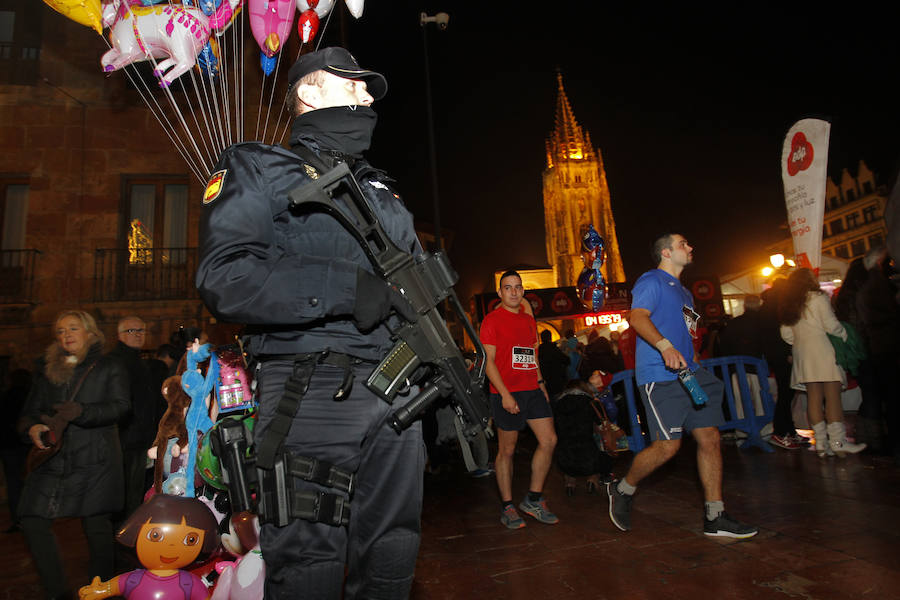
[[490, 389, 553, 431], [638, 368, 724, 441]]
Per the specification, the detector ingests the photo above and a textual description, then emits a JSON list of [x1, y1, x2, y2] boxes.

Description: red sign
[[691, 280, 715, 301], [525, 292, 543, 315]]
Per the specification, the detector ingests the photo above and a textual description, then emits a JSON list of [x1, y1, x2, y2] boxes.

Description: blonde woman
[[778, 270, 865, 457], [17, 310, 129, 600]]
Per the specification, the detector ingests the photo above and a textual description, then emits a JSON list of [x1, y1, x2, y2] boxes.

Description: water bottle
[[678, 368, 708, 408]]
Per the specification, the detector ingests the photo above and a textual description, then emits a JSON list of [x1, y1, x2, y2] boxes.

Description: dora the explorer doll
[[79, 494, 219, 599]]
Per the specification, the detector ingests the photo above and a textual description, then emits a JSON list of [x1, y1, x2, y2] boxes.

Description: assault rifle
[[287, 163, 490, 437]]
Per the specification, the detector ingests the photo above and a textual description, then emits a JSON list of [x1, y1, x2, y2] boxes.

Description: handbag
[[25, 362, 95, 475], [591, 397, 625, 455]]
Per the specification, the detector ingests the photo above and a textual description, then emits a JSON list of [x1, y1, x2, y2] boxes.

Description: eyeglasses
[[122, 328, 145, 335]]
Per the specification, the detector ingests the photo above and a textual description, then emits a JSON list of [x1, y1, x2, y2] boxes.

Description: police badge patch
[[303, 164, 319, 179], [203, 170, 226, 204]]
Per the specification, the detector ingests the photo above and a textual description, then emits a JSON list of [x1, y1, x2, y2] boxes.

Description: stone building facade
[[0, 4, 234, 377]]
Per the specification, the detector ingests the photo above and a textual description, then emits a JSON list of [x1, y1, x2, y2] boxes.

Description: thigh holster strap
[[287, 453, 355, 496], [289, 490, 351, 527], [258, 452, 354, 528]]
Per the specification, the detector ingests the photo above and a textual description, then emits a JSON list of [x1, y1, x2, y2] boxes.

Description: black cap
[[287, 47, 387, 100]]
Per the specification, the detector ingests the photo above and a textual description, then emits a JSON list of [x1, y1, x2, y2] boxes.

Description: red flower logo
[[787, 132, 814, 176]]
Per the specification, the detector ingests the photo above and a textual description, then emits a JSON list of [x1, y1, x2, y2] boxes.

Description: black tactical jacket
[[196, 142, 422, 361]]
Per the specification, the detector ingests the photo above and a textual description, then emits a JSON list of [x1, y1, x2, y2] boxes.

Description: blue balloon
[[577, 268, 606, 312], [260, 52, 277, 76], [197, 42, 219, 78], [581, 224, 606, 270]]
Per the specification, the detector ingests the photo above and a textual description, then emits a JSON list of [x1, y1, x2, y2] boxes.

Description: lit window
[[124, 177, 189, 265]]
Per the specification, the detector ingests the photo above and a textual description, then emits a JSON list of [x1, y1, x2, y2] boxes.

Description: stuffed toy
[[148, 374, 191, 494], [181, 339, 219, 498]]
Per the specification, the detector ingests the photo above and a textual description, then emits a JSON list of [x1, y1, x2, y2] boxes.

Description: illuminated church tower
[[543, 73, 625, 287]]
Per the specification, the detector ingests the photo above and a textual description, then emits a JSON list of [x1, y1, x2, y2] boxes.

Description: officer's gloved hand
[[354, 268, 418, 331]]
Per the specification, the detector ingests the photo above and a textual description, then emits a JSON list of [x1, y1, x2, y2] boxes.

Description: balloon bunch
[[40, 0, 371, 183], [577, 224, 606, 312]]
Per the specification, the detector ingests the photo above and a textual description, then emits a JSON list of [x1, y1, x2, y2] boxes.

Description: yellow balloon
[[42, 0, 103, 35]]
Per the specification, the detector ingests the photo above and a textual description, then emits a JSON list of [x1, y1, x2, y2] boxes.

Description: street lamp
[[420, 11, 449, 251]]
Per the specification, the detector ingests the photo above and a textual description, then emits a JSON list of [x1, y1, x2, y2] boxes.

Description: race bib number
[[682, 305, 700, 338], [511, 346, 536, 370]]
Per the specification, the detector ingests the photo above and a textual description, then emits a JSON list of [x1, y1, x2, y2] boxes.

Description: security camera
[[420, 12, 450, 30]]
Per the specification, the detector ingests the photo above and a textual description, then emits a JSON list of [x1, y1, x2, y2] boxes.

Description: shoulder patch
[[203, 169, 227, 204], [369, 180, 389, 190]]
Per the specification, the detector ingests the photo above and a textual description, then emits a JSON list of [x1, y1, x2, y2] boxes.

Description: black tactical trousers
[[256, 359, 425, 599]]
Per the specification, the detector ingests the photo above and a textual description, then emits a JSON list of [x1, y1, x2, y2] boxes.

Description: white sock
[[706, 500, 724, 520], [617, 479, 637, 495]]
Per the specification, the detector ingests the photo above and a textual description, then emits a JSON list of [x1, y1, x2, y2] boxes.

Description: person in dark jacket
[[1, 367, 32, 532], [17, 310, 129, 600], [857, 247, 900, 461], [538, 329, 569, 400], [196, 47, 423, 599], [833, 258, 884, 451], [553, 373, 615, 497], [578, 332, 624, 379], [107, 316, 158, 519], [757, 285, 806, 450]]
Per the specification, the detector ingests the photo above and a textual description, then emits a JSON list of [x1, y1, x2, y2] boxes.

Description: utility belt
[[212, 350, 375, 529]]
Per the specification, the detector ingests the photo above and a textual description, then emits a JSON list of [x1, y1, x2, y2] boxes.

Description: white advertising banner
[[781, 118, 831, 273]]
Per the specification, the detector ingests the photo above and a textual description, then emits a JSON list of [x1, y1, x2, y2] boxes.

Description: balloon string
[[114, 1, 209, 177], [99, 26, 207, 183], [200, 59, 226, 156], [158, 79, 213, 181], [238, 8, 246, 143], [261, 51, 285, 145], [185, 67, 219, 166], [118, 60, 207, 184], [315, 6, 335, 52], [254, 74, 265, 142], [211, 38, 229, 150]]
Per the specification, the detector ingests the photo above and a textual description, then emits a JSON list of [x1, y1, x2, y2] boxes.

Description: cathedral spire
[[546, 72, 596, 168]]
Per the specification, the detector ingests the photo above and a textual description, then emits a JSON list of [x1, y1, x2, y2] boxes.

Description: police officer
[[196, 47, 424, 599]]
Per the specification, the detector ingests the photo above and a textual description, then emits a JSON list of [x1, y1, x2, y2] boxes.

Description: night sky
[[54, 1, 895, 302], [315, 3, 898, 303]]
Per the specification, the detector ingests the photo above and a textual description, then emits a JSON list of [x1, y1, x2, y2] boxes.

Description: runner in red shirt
[[480, 270, 559, 529]]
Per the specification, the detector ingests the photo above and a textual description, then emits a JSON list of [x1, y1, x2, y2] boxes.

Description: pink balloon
[[101, 1, 212, 87], [249, 0, 295, 57]]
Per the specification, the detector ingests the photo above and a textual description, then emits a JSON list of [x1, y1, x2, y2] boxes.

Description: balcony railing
[[94, 247, 199, 302], [0, 249, 41, 304]]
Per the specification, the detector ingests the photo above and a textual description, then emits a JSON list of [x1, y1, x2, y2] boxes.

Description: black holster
[[252, 351, 357, 528]]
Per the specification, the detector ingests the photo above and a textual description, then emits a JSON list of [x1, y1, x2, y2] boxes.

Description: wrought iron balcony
[[0, 249, 41, 304], [94, 247, 199, 302]]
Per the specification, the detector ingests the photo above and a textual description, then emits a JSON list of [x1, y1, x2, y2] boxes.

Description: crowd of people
[[707, 246, 899, 461], [0, 314, 211, 599]]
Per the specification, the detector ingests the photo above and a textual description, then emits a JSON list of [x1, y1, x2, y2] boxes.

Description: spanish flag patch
[[203, 169, 227, 204]]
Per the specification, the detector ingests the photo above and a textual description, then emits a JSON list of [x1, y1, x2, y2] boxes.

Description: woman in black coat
[[17, 310, 129, 600], [553, 372, 615, 496]]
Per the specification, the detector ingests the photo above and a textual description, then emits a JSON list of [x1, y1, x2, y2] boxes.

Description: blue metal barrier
[[609, 355, 776, 454]]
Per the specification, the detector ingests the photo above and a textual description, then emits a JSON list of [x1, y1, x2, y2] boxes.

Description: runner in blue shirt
[[606, 233, 757, 539]]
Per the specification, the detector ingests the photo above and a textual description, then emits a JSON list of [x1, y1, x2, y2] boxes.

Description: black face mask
[[289, 106, 378, 158]]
